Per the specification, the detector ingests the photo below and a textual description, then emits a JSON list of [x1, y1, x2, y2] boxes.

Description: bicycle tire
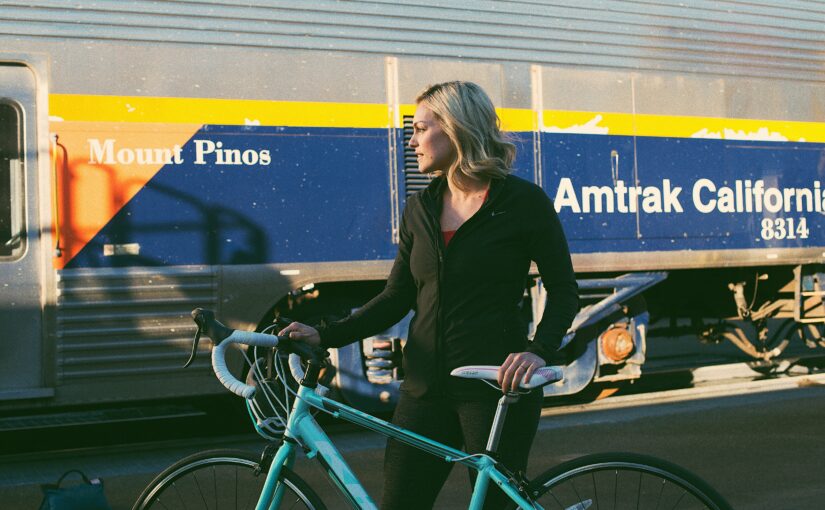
[[506, 452, 732, 510], [132, 448, 326, 510]]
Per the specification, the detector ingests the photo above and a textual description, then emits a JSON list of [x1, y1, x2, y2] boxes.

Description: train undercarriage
[[267, 264, 825, 411]]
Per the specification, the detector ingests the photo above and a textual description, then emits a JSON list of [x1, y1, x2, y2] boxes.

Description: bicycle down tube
[[258, 384, 539, 510]]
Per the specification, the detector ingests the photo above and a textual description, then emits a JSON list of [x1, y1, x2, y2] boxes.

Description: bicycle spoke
[[545, 488, 566, 509], [591, 471, 599, 510], [193, 471, 208, 509], [169, 481, 187, 510], [570, 478, 585, 507], [672, 488, 688, 510], [212, 465, 218, 509], [636, 471, 642, 510], [243, 480, 257, 510], [655, 477, 666, 510]]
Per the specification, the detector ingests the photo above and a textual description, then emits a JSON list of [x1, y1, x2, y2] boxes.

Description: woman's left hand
[[498, 351, 546, 393]]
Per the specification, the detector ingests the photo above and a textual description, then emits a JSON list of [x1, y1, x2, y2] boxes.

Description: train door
[[538, 67, 640, 248], [633, 72, 728, 243], [0, 60, 51, 401]]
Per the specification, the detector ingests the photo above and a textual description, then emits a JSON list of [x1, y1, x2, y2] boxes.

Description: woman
[[280, 81, 578, 509]]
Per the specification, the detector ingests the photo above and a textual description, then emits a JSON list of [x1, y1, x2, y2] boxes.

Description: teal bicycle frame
[[253, 384, 538, 510]]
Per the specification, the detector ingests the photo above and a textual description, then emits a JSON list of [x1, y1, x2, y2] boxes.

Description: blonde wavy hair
[[416, 81, 516, 190]]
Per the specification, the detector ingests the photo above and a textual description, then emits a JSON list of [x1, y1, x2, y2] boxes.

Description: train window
[[633, 73, 726, 118], [0, 102, 22, 257], [541, 67, 633, 114], [724, 76, 823, 123], [633, 72, 822, 124], [398, 59, 506, 106]]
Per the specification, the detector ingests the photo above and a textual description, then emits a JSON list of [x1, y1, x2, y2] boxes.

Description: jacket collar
[[420, 174, 509, 218], [420, 175, 447, 218]]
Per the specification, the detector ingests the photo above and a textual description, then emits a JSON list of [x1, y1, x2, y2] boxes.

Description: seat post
[[485, 392, 521, 455]]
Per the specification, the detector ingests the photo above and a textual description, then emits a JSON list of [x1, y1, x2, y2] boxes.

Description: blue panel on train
[[68, 127, 824, 268], [541, 133, 825, 254], [67, 126, 395, 268], [636, 137, 825, 250]]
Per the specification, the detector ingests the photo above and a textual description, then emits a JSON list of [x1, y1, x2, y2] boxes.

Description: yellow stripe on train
[[49, 94, 825, 143], [539, 110, 825, 143], [633, 113, 825, 143], [49, 95, 536, 131], [50, 94, 390, 128]]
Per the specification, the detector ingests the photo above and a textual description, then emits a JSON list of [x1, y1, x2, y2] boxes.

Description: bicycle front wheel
[[133, 448, 326, 510], [513, 452, 732, 510]]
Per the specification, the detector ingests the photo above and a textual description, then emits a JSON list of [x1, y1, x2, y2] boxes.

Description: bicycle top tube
[[284, 385, 537, 510], [294, 385, 491, 471]]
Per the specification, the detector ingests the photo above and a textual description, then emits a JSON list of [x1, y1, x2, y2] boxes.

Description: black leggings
[[380, 390, 542, 510]]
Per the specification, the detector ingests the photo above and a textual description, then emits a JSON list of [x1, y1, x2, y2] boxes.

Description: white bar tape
[[288, 353, 305, 382], [211, 330, 280, 399]]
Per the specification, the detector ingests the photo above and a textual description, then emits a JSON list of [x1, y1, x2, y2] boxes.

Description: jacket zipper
[[422, 186, 447, 396], [433, 208, 447, 396]]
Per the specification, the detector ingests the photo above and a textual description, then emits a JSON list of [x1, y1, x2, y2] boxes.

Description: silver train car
[[0, 1, 823, 414]]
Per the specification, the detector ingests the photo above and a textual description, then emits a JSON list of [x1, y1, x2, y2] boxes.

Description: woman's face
[[409, 103, 455, 174]]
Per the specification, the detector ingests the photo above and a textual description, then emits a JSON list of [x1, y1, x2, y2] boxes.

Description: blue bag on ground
[[39, 469, 111, 510]]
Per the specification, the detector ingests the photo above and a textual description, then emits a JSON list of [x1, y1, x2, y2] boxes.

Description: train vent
[[402, 115, 432, 197]]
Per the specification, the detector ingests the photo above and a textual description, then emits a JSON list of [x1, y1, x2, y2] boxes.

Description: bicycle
[[133, 308, 733, 510]]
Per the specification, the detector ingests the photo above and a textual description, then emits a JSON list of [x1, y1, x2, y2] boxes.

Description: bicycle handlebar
[[189, 308, 329, 399], [211, 329, 280, 398]]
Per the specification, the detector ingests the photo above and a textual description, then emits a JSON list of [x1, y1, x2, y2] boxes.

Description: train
[[1, 1, 823, 416]]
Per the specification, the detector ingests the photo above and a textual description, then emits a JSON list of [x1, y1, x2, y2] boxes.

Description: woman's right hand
[[278, 322, 321, 346]]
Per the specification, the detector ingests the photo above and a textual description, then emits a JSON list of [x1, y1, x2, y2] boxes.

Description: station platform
[[2, 381, 824, 509]]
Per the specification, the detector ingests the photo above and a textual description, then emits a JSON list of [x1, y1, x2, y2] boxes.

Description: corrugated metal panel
[[0, 0, 822, 81], [55, 266, 218, 380]]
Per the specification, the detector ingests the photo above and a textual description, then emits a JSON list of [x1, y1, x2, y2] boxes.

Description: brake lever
[[184, 326, 202, 368], [185, 308, 209, 369]]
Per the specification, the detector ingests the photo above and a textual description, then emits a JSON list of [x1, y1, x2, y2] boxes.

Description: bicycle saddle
[[450, 365, 564, 389]]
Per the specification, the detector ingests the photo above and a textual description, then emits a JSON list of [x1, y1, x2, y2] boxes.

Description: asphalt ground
[[1, 374, 823, 509]]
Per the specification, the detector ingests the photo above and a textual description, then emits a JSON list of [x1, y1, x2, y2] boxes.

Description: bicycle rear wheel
[[133, 448, 326, 510], [511, 452, 731, 510]]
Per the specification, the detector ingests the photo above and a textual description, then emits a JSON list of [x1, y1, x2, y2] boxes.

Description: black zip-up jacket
[[318, 174, 579, 399]]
